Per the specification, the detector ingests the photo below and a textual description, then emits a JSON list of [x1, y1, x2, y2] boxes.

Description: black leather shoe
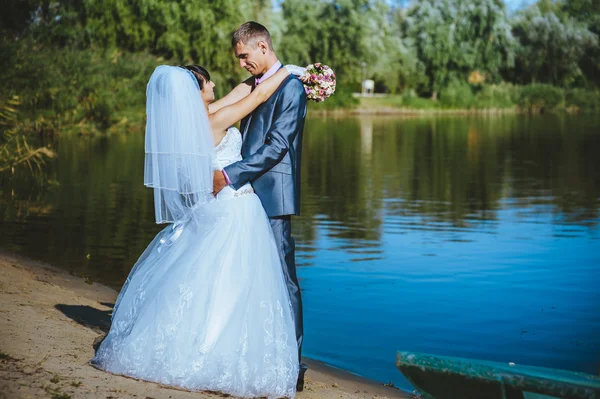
[[296, 376, 304, 392], [296, 363, 308, 392]]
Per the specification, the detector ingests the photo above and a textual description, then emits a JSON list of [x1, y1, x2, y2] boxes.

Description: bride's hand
[[284, 64, 307, 78]]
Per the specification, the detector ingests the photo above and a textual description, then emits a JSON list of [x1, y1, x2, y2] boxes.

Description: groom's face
[[234, 40, 268, 77]]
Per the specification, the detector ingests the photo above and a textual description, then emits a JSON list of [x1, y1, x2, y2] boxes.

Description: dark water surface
[[1, 114, 599, 390]]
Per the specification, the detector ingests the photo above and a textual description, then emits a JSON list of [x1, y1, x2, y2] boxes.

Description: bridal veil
[[144, 65, 215, 225]]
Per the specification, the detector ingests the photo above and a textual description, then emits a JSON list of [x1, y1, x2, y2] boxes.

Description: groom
[[212, 21, 308, 390]]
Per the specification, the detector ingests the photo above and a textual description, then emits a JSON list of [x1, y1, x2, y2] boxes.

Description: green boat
[[396, 351, 600, 399]]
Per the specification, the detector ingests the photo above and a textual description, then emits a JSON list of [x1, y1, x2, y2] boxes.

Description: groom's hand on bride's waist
[[213, 170, 229, 196]]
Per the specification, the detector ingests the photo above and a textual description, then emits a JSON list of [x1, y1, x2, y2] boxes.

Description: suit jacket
[[223, 72, 307, 217]]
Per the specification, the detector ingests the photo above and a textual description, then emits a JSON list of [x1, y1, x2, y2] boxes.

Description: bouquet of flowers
[[300, 63, 336, 103]]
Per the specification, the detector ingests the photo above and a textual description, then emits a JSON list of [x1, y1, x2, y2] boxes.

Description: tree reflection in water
[[1, 115, 599, 283]]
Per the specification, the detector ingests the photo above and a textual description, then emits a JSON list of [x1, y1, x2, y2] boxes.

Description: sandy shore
[[0, 252, 410, 399]]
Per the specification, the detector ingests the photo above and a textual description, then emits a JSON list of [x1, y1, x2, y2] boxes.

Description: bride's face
[[201, 78, 215, 104]]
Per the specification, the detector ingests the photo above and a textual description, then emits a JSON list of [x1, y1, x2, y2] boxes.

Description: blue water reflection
[[293, 115, 600, 389], [301, 205, 599, 388]]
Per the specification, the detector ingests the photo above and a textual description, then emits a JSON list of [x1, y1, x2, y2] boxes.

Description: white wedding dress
[[91, 126, 299, 399]]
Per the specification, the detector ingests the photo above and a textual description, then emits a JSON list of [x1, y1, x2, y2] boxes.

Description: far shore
[[308, 92, 594, 116], [309, 106, 523, 116], [0, 251, 410, 399]]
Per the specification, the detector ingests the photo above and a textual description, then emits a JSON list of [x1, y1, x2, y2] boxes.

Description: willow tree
[[280, 0, 373, 82], [510, 2, 598, 87], [560, 0, 600, 86], [279, 0, 406, 90], [404, 0, 515, 98]]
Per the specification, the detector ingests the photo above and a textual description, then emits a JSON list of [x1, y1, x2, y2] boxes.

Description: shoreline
[[0, 251, 410, 399], [309, 106, 523, 116], [308, 105, 595, 117]]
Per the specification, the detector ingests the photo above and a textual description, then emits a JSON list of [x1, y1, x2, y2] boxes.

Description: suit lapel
[[242, 68, 284, 140], [241, 77, 258, 139]]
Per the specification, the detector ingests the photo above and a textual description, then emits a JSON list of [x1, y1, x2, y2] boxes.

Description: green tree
[[280, 0, 408, 91], [560, 0, 600, 86], [510, 2, 598, 86], [363, 1, 422, 93], [27, 0, 269, 88], [404, 0, 516, 98]]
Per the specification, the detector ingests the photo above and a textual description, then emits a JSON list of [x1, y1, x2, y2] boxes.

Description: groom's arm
[[221, 78, 306, 191]]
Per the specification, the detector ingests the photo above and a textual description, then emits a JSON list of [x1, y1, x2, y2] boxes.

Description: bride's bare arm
[[208, 77, 254, 114], [209, 68, 290, 134]]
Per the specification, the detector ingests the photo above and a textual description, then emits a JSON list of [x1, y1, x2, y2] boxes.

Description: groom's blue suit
[[223, 69, 307, 368]]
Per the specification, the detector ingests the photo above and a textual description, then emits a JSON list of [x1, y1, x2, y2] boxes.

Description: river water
[[1, 114, 599, 390]]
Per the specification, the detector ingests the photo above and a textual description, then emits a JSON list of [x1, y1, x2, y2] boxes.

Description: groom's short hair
[[232, 21, 273, 51]]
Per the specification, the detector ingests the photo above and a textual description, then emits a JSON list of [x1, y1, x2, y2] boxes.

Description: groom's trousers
[[269, 215, 306, 372]]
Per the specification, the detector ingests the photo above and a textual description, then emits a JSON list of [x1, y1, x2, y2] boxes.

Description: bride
[[90, 64, 302, 398]]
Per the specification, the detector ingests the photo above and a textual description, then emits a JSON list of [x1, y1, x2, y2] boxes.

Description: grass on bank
[[358, 82, 600, 113]]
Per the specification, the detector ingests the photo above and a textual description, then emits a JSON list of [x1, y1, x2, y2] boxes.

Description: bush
[[565, 88, 600, 112], [440, 81, 475, 109], [308, 83, 359, 110], [518, 84, 565, 112], [474, 83, 518, 109]]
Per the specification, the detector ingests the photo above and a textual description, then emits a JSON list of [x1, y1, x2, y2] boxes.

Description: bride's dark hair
[[181, 65, 211, 89]]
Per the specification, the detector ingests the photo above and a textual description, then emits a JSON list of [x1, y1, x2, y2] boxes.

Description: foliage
[[360, 2, 423, 94], [0, 38, 161, 135], [510, 2, 598, 87], [517, 84, 565, 111], [404, 0, 516, 98], [0, 95, 56, 176], [280, 0, 361, 84], [474, 83, 518, 109], [308, 84, 360, 110], [565, 88, 600, 111], [280, 0, 411, 92], [559, 0, 600, 87], [0, 0, 599, 122], [440, 80, 476, 109], [23, 0, 269, 89], [360, 83, 599, 112]]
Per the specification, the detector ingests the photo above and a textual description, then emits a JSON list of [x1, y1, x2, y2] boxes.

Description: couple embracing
[[91, 22, 311, 398]]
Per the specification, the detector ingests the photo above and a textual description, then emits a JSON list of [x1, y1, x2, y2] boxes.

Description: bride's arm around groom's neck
[[208, 69, 291, 136], [208, 77, 254, 115]]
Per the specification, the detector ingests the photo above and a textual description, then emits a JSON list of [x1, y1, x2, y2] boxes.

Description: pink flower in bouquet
[[300, 63, 336, 103]]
